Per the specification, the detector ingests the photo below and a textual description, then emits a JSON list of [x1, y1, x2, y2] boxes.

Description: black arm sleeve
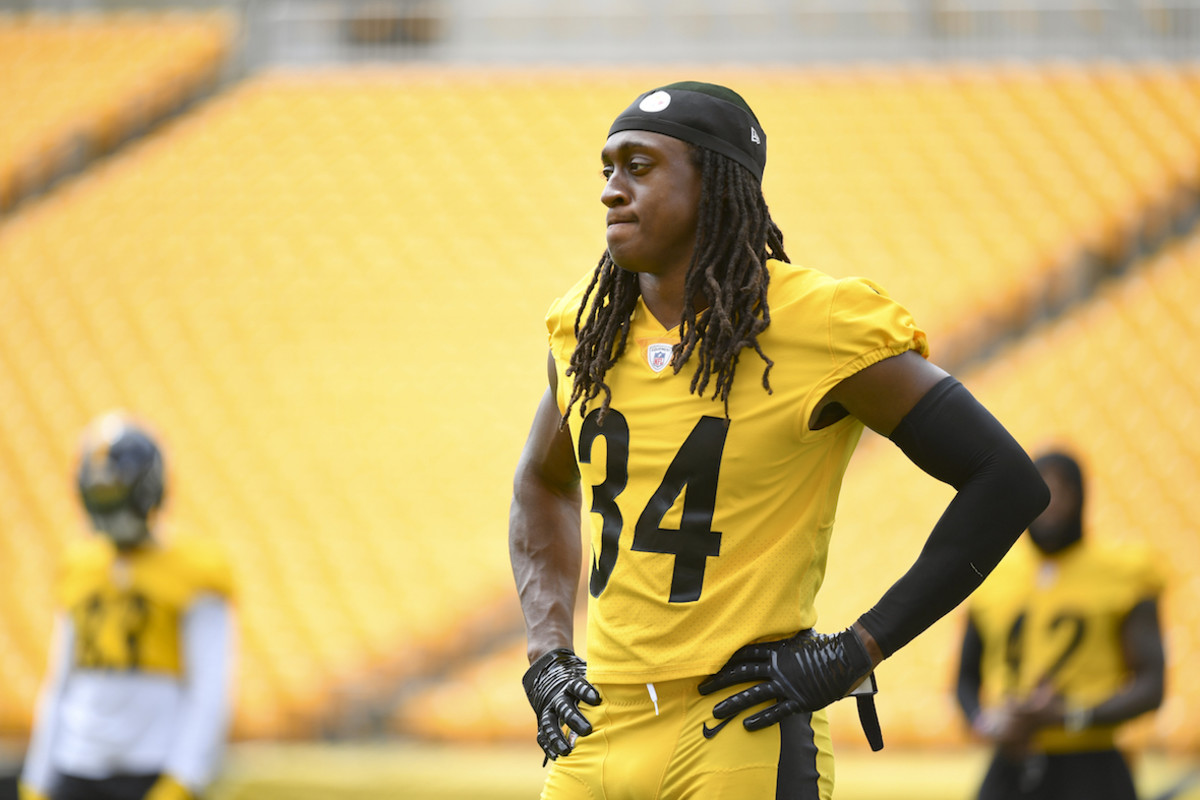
[[856, 377, 1050, 658]]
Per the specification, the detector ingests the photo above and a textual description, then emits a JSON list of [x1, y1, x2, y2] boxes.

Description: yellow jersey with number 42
[[968, 537, 1165, 752], [546, 260, 928, 683]]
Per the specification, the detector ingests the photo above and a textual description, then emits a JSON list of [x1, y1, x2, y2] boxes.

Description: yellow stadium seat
[[0, 13, 235, 211], [2, 63, 1198, 742]]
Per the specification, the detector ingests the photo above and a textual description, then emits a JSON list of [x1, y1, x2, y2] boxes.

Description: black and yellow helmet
[[77, 413, 165, 520]]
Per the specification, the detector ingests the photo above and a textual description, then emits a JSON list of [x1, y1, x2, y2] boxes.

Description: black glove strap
[[844, 637, 884, 752], [522, 647, 575, 697], [857, 694, 884, 751]]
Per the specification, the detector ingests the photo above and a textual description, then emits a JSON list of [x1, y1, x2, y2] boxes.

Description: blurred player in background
[[956, 450, 1166, 800], [510, 80, 1049, 799], [19, 413, 235, 800]]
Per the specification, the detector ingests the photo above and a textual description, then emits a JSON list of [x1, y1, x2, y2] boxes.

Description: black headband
[[608, 81, 767, 181]]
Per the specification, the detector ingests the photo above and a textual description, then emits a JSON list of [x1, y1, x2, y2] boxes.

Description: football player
[[956, 451, 1166, 800], [511, 81, 1049, 799], [20, 413, 235, 800]]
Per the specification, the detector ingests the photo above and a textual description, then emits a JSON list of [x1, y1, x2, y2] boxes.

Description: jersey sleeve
[[56, 538, 109, 608], [545, 294, 575, 363], [827, 277, 928, 376], [801, 276, 929, 435], [1124, 543, 1167, 603], [544, 271, 596, 413], [545, 273, 594, 355], [174, 535, 236, 602]]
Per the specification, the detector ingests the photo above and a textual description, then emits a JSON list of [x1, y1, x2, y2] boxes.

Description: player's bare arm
[[815, 350, 951, 663], [510, 351, 601, 763], [1092, 597, 1166, 726], [954, 617, 995, 734], [813, 350, 950, 437], [509, 351, 584, 664]]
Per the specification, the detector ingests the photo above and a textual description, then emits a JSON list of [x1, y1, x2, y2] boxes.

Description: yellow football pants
[[540, 676, 834, 800]]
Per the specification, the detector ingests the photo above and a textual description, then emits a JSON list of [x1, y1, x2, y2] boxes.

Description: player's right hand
[[522, 647, 601, 763]]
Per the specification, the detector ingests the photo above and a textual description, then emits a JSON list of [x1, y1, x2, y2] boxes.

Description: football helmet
[[77, 413, 165, 546]]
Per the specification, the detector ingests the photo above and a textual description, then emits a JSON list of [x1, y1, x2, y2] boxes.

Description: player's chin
[[605, 243, 649, 274], [606, 228, 638, 263]]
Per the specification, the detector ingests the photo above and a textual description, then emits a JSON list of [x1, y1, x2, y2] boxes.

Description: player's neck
[[638, 271, 708, 329]]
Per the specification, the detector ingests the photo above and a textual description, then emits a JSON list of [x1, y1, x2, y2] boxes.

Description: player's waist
[[592, 676, 704, 705], [585, 627, 816, 686], [586, 595, 817, 683], [1034, 725, 1118, 754]]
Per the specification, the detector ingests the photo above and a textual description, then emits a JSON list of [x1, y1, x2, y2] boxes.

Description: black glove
[[522, 648, 601, 763], [698, 627, 874, 731]]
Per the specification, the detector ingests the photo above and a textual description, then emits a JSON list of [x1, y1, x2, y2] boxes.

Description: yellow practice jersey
[[968, 537, 1165, 752], [57, 532, 234, 676], [547, 260, 928, 683]]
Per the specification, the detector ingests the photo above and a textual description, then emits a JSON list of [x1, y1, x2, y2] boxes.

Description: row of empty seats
[[0, 61, 1196, 740], [0, 12, 235, 212]]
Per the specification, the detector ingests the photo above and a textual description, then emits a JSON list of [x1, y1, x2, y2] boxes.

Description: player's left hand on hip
[[699, 627, 873, 730], [143, 774, 195, 800], [522, 647, 602, 763]]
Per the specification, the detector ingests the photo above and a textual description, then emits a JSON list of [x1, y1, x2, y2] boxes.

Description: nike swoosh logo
[[702, 717, 734, 739]]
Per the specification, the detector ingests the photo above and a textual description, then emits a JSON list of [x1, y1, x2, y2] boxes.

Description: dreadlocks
[[562, 146, 789, 426]]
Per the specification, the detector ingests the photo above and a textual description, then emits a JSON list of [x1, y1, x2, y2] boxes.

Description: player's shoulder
[[547, 269, 595, 315], [767, 259, 837, 297], [1085, 539, 1166, 593], [165, 529, 231, 562], [767, 261, 897, 315], [57, 535, 115, 600], [766, 261, 927, 360], [545, 269, 597, 343], [161, 530, 236, 598], [62, 534, 113, 568]]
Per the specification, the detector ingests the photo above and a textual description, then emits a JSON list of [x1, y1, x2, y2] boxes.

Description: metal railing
[[4, 0, 1200, 68]]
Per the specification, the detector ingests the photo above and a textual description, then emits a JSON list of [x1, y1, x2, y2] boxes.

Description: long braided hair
[[562, 145, 789, 425]]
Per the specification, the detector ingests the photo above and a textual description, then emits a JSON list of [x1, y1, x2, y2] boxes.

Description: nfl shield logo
[[646, 343, 673, 373]]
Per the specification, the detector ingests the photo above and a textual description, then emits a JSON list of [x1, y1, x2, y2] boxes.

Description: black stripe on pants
[[777, 712, 822, 800]]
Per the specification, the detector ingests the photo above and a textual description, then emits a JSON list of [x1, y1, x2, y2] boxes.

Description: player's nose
[[601, 173, 628, 208]]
